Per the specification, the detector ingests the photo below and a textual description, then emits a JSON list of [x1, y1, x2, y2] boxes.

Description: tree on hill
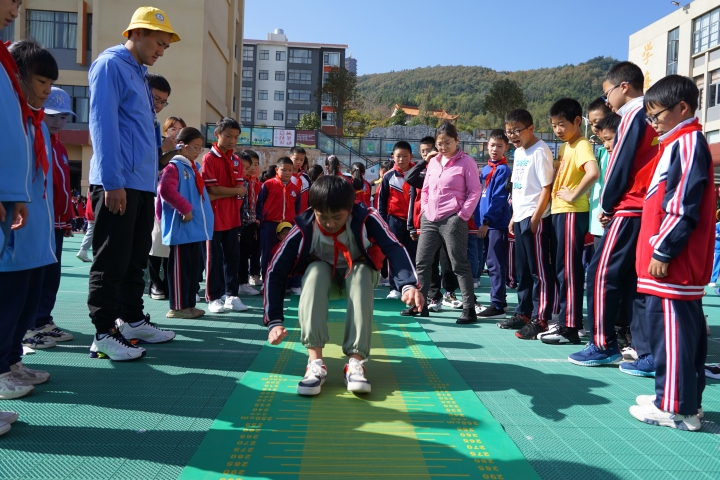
[[484, 79, 527, 124], [315, 66, 360, 133], [296, 112, 321, 130], [388, 107, 407, 126]]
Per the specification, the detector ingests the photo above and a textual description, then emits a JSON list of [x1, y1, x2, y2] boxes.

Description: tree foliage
[[388, 107, 407, 126], [314, 66, 360, 132], [296, 111, 321, 130], [484, 79, 526, 124]]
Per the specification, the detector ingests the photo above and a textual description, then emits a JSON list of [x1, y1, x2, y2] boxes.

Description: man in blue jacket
[[86, 7, 181, 361]]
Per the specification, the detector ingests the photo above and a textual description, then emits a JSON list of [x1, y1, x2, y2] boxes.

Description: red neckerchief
[[29, 107, 49, 197], [190, 161, 205, 200], [486, 156, 508, 189], [213, 143, 237, 186], [316, 222, 353, 279]]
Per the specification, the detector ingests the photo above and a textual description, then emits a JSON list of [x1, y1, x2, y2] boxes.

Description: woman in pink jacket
[[415, 122, 481, 324]]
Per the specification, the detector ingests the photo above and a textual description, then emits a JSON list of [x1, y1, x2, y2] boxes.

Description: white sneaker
[[22, 346, 35, 355], [297, 359, 327, 395], [636, 394, 704, 419], [10, 361, 49, 385], [21, 332, 56, 349], [0, 411, 18, 424], [428, 299, 443, 312], [473, 280, 480, 288], [474, 304, 486, 315], [290, 287, 302, 296], [196, 294, 201, 303], [0, 371, 34, 399], [76, 250, 91, 262], [538, 323, 560, 340], [208, 299, 225, 313], [386, 289, 401, 300], [622, 347, 638, 361], [249, 275, 263, 286], [118, 315, 175, 344], [238, 284, 260, 296], [442, 292, 463, 309], [224, 296, 248, 312], [344, 358, 371, 393], [90, 330, 146, 361], [32, 322, 73, 342], [709, 282, 717, 287], [629, 403, 701, 431]]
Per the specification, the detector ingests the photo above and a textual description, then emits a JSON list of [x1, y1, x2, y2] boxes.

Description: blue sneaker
[[619, 355, 656, 377], [568, 341, 622, 366]]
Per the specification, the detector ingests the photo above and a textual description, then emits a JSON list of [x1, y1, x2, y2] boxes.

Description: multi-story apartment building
[[242, 29, 348, 133], [2, 0, 245, 190]]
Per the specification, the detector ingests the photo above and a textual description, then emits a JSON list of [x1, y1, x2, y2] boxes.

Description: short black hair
[[420, 136, 435, 146], [308, 164, 324, 183], [588, 97, 612, 115], [261, 165, 277, 182], [214, 117, 241, 136], [9, 39, 58, 83], [289, 146, 306, 155], [605, 61, 644, 92], [550, 98, 583, 123], [379, 160, 392, 172], [393, 140, 412, 154], [436, 121, 459, 140], [596, 113, 621, 133], [644, 74, 699, 113], [488, 129, 509, 144], [175, 127, 203, 145], [277, 156, 294, 167], [505, 109, 533, 127], [148, 73, 171, 95], [308, 175, 355, 213], [238, 149, 259, 163]]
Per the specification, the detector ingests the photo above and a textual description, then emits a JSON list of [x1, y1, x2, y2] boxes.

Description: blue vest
[[161, 157, 214, 246]]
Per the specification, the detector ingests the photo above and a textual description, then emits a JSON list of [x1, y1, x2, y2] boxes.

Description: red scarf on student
[[0, 41, 49, 196], [485, 156, 508, 189], [316, 222, 353, 279], [213, 143, 237, 187], [190, 161, 205, 200]]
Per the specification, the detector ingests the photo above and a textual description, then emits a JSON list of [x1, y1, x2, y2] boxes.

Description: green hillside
[[356, 56, 619, 132]]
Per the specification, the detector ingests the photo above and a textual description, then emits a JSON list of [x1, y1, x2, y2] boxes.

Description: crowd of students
[[0, 2, 716, 437]]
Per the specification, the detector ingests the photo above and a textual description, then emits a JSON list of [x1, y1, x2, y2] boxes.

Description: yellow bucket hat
[[123, 6, 181, 43], [276, 222, 293, 235]]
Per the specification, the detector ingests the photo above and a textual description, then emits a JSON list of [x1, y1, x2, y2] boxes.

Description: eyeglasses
[[601, 82, 624, 102], [505, 126, 529, 137], [645, 105, 675, 125], [436, 140, 456, 148], [153, 96, 169, 107]]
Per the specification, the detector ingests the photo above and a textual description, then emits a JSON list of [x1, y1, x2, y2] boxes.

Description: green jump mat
[[179, 300, 539, 480]]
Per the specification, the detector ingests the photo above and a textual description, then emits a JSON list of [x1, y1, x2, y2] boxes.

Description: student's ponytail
[[325, 155, 341, 176], [350, 162, 365, 190]]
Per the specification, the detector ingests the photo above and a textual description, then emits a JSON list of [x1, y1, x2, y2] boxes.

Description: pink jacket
[[421, 149, 481, 222]]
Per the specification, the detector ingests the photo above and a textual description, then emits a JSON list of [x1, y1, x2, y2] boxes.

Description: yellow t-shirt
[[551, 137, 597, 214]]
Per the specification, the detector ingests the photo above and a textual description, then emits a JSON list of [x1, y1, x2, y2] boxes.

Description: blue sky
[[244, 0, 681, 75]]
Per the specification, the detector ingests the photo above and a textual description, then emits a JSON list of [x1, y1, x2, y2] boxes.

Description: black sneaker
[[150, 285, 166, 300], [497, 313, 529, 329], [705, 364, 720, 380], [400, 305, 429, 317], [477, 305, 506, 320], [515, 318, 548, 340], [540, 326, 581, 345], [456, 307, 477, 324]]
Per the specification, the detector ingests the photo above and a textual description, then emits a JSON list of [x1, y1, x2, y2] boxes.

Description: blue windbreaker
[[0, 63, 31, 202]]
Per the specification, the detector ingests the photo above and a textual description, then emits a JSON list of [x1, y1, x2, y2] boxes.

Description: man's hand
[[556, 186, 576, 203], [477, 225, 489, 239], [648, 258, 668, 278], [11, 203, 28, 230], [182, 210, 193, 222], [235, 185, 247, 197], [530, 216, 540, 233], [161, 135, 177, 154], [598, 213, 612, 228], [105, 188, 127, 215], [401, 287, 426, 313], [268, 325, 288, 345], [425, 151, 440, 162]]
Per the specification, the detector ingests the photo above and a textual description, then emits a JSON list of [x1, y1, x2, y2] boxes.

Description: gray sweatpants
[[78, 221, 95, 253], [416, 213, 475, 309]]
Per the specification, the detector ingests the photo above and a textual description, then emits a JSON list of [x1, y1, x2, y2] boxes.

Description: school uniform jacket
[[51, 135, 73, 230], [379, 164, 414, 221], [636, 119, 714, 300], [292, 171, 311, 212], [601, 96, 658, 217], [257, 175, 300, 224], [263, 203, 418, 329]]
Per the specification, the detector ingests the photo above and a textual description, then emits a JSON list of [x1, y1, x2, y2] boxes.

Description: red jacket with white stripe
[[292, 171, 310, 212], [257, 175, 300, 224], [378, 165, 414, 221], [51, 136, 73, 230], [636, 119, 714, 300]]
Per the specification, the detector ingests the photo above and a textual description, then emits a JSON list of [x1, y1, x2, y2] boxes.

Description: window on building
[[258, 90, 268, 100], [667, 28, 679, 75], [242, 87, 253, 102], [257, 109, 267, 120], [288, 89, 312, 104], [274, 110, 284, 121], [707, 130, 720, 144], [27, 10, 78, 49], [323, 52, 340, 66], [242, 67, 253, 79], [287, 109, 311, 122], [0, 22, 14, 42], [274, 91, 285, 101], [289, 69, 312, 85], [259, 49, 269, 60], [233, 96, 237, 113], [86, 14, 92, 51], [693, 7, 720, 54], [276, 51, 286, 61], [259, 70, 269, 80], [289, 49, 312, 64], [708, 69, 720, 108], [56, 85, 89, 124], [275, 71, 285, 81], [696, 74, 706, 110], [241, 107, 252, 124], [243, 46, 254, 62], [322, 112, 336, 124]]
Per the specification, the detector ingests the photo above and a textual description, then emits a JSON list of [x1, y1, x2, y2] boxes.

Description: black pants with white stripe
[[168, 242, 203, 311], [513, 216, 554, 321], [551, 212, 588, 329], [206, 228, 241, 301]]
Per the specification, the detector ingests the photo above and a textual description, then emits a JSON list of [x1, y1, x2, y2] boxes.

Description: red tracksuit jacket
[[257, 175, 300, 223]]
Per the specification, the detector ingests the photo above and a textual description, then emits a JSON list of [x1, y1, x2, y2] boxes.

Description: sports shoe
[[90, 328, 146, 361], [622, 347, 638, 361], [498, 313, 529, 329], [477, 305, 506, 320], [0, 420, 9, 436], [344, 358, 371, 393], [208, 299, 225, 313], [0, 371, 35, 399], [32, 322, 73, 342], [568, 341, 622, 366], [224, 296, 248, 312], [516, 318, 547, 340], [118, 315, 175, 344], [578, 329, 590, 338], [629, 403, 701, 431], [619, 355, 656, 377], [636, 394, 704, 419], [238, 284, 261, 296], [708, 282, 717, 287], [386, 289, 401, 300], [0, 411, 18, 424], [21, 332, 56, 349], [705, 364, 720, 379], [537, 323, 560, 340], [297, 359, 327, 395], [149, 285, 166, 300], [9, 361, 49, 385], [166, 308, 200, 319], [249, 275, 263, 286], [196, 294, 202, 303], [442, 292, 463, 309], [191, 307, 205, 318], [22, 346, 35, 355], [456, 307, 477, 325], [473, 280, 480, 288], [76, 250, 91, 262], [540, 326, 581, 345], [290, 287, 302, 296], [379, 277, 390, 287], [428, 299, 442, 312]]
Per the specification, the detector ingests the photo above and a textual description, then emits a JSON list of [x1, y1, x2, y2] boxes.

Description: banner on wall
[[273, 129, 296, 148], [237, 130, 251, 146], [251, 128, 273, 147], [296, 130, 317, 148]]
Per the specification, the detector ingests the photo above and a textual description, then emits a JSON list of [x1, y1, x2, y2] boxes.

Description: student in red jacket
[[350, 162, 371, 207], [290, 147, 310, 212]]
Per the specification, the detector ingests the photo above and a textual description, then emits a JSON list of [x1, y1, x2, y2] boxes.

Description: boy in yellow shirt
[[540, 98, 599, 345]]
